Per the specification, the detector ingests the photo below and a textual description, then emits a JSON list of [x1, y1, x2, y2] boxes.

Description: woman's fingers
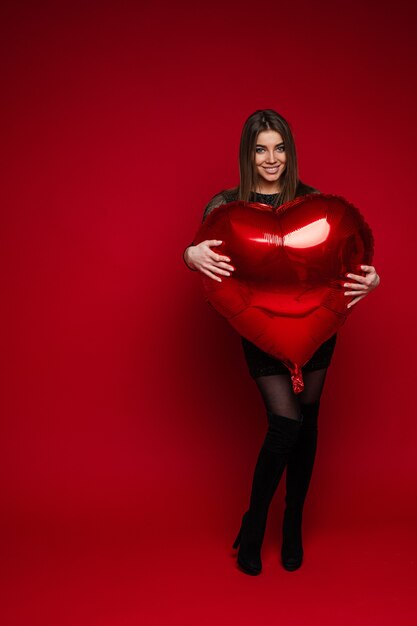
[[206, 247, 234, 271], [205, 240, 231, 262], [347, 294, 367, 308], [344, 264, 380, 306], [345, 273, 368, 285], [344, 283, 369, 292], [207, 264, 231, 277], [212, 259, 235, 272], [345, 266, 378, 287], [211, 251, 233, 264], [201, 268, 223, 282], [203, 239, 235, 272]]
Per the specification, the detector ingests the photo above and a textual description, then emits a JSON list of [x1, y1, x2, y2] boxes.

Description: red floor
[[2, 506, 416, 626]]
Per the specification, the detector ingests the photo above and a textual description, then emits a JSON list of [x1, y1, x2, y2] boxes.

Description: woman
[[183, 109, 380, 575]]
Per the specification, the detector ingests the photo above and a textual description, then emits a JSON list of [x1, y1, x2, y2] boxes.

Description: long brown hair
[[237, 109, 299, 207]]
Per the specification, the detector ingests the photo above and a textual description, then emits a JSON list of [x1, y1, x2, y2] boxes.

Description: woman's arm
[[182, 192, 226, 272], [183, 191, 235, 281], [183, 192, 228, 271]]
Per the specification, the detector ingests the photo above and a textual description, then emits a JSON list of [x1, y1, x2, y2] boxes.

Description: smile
[[263, 166, 280, 173]]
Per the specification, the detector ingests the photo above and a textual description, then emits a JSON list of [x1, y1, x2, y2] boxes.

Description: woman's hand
[[343, 264, 381, 308], [184, 240, 235, 282]]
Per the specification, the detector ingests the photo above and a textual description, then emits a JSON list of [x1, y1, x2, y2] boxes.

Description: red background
[[1, 1, 416, 624]]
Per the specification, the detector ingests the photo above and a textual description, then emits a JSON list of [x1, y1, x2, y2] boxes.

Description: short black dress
[[240, 332, 338, 379], [187, 182, 338, 379]]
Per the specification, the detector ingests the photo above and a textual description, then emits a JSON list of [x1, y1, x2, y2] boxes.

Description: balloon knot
[[291, 366, 304, 394]]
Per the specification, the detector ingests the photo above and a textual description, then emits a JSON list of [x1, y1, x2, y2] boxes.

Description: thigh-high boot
[[281, 400, 320, 571], [233, 411, 303, 575]]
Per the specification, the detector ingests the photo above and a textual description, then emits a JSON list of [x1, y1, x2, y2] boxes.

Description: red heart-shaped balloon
[[193, 193, 374, 393]]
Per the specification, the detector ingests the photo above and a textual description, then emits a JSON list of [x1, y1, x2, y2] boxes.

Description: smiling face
[[254, 129, 287, 193]]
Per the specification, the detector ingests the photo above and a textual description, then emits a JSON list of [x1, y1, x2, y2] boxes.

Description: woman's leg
[[253, 372, 302, 421], [282, 367, 329, 570], [234, 373, 303, 574], [298, 367, 329, 406], [249, 372, 304, 544]]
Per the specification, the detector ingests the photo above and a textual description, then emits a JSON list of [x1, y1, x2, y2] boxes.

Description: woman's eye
[[256, 146, 285, 154]]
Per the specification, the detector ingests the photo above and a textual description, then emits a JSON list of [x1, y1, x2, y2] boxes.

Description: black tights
[[254, 368, 329, 421], [237, 367, 328, 566]]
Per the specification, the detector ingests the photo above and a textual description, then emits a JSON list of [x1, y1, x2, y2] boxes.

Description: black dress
[[186, 182, 338, 379]]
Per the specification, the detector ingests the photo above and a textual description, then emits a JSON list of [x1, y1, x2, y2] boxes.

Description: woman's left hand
[[343, 265, 381, 309]]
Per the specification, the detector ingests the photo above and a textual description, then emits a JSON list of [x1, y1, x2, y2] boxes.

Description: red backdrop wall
[[1, 1, 416, 624]]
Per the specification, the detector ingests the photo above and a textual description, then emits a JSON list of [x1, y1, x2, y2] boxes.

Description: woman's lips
[[264, 166, 280, 174]]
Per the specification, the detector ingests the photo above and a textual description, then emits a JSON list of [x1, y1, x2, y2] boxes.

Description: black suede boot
[[233, 411, 303, 575], [281, 400, 320, 571]]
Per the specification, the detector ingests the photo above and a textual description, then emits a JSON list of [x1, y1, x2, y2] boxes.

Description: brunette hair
[[237, 109, 299, 207]]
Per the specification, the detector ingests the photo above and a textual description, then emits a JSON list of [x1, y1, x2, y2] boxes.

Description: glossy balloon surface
[[193, 193, 374, 393]]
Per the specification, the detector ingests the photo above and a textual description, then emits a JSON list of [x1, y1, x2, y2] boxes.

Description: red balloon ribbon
[[193, 193, 374, 393]]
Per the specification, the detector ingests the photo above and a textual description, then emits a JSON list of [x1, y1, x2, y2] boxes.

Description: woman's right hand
[[185, 240, 235, 282]]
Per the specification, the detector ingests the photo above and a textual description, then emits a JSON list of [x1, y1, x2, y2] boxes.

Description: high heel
[[281, 507, 303, 571], [232, 527, 242, 550], [233, 510, 263, 575]]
